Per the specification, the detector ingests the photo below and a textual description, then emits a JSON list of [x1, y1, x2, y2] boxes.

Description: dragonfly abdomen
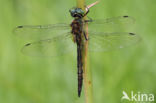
[[71, 19, 84, 97], [77, 41, 83, 97]]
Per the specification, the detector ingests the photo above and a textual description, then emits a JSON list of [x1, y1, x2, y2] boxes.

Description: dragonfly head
[[69, 8, 85, 18]]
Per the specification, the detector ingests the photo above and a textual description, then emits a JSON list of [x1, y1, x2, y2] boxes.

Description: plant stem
[[77, 0, 85, 9], [77, 0, 93, 103]]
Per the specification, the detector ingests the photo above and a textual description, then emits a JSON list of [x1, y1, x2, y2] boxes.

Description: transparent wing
[[88, 16, 135, 33], [88, 32, 141, 52], [21, 33, 76, 57], [13, 23, 71, 41]]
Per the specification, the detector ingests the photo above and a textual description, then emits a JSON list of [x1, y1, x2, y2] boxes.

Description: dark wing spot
[[25, 43, 31, 46], [17, 26, 23, 28], [123, 16, 129, 18], [129, 33, 135, 35]]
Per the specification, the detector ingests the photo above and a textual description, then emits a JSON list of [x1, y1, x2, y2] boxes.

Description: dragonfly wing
[[88, 16, 135, 32], [21, 33, 76, 57], [13, 23, 71, 41], [88, 32, 141, 52]]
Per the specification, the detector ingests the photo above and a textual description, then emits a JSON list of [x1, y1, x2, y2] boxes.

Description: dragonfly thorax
[[71, 19, 83, 36]]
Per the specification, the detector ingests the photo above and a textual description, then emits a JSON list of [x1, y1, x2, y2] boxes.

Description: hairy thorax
[[70, 19, 83, 43]]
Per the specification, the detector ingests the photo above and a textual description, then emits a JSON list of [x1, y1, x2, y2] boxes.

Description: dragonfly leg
[[84, 6, 90, 17], [83, 31, 88, 40], [85, 16, 93, 22]]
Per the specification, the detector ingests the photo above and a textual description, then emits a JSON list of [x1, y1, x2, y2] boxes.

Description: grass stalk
[[77, 0, 93, 103]]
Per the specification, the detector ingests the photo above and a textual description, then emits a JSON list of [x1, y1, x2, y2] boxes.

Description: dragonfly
[[13, 7, 140, 97]]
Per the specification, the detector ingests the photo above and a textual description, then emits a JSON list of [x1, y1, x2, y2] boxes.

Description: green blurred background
[[0, 0, 155, 103]]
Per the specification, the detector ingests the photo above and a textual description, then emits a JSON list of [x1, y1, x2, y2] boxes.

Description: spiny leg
[[83, 31, 88, 41], [83, 6, 90, 17], [84, 16, 93, 22]]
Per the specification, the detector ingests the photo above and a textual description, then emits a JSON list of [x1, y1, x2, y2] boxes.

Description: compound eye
[[69, 7, 76, 13], [69, 9, 74, 13]]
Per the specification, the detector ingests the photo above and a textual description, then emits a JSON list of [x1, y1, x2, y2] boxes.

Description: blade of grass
[[77, 0, 93, 103]]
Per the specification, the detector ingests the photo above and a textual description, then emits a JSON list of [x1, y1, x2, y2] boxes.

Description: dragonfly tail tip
[[78, 91, 81, 97]]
